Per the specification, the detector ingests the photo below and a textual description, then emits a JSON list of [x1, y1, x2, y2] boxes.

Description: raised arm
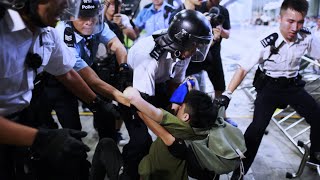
[[123, 87, 163, 122], [56, 68, 97, 104], [226, 66, 248, 93], [137, 112, 175, 146], [77, 66, 130, 106], [106, 37, 128, 65]]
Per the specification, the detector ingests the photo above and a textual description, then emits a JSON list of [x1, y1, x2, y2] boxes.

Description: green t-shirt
[[138, 109, 204, 180]]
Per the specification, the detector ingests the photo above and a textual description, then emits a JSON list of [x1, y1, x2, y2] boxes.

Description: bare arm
[[122, 27, 137, 41], [0, 116, 37, 146], [137, 112, 175, 146], [56, 69, 96, 104], [123, 87, 163, 122], [78, 66, 130, 106], [112, 14, 137, 41], [226, 66, 248, 93], [107, 37, 127, 65], [220, 27, 230, 39]]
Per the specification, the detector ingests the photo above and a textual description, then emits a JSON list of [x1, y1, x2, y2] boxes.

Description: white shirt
[[311, 25, 320, 48], [239, 27, 320, 78], [121, 14, 133, 29], [127, 35, 190, 96], [0, 10, 76, 116]]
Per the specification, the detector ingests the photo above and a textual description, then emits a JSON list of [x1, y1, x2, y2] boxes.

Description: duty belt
[[266, 75, 300, 85]]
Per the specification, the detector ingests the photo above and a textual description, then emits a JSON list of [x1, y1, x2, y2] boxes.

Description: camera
[[120, 0, 140, 17], [207, 7, 225, 28]]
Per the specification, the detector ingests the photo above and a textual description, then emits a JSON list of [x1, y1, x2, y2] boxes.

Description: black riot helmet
[[153, 10, 213, 62]]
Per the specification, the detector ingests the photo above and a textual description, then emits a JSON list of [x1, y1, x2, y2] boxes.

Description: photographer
[[169, 0, 201, 21], [104, 0, 137, 43], [186, 0, 230, 99]]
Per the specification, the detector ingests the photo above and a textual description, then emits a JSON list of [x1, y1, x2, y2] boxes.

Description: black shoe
[[308, 152, 320, 164], [308, 156, 320, 165], [230, 171, 243, 180]]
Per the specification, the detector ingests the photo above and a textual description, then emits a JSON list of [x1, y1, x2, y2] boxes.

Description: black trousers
[[240, 81, 320, 174], [31, 76, 82, 130], [121, 116, 152, 180], [90, 138, 123, 180], [121, 84, 170, 180], [186, 50, 226, 92], [93, 104, 117, 141]]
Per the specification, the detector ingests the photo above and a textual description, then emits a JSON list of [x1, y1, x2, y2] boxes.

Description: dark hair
[[280, 0, 309, 16], [183, 90, 218, 129]]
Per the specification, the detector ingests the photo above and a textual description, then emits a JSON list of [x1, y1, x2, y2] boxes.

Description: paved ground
[[60, 25, 320, 180]]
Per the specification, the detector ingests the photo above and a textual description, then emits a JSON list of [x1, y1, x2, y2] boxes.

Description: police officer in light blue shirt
[[56, 20, 117, 71], [134, 0, 174, 36], [31, 0, 130, 142]]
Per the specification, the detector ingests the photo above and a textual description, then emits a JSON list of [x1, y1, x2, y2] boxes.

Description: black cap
[[79, 0, 100, 17]]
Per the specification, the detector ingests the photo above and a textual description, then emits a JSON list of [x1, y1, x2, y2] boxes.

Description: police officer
[[33, 0, 130, 141], [123, 9, 213, 179], [217, 0, 320, 179], [0, 0, 106, 179], [134, 0, 174, 37]]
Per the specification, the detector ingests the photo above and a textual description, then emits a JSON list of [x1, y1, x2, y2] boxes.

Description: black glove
[[117, 63, 133, 92], [88, 96, 121, 120], [214, 95, 231, 109], [31, 128, 90, 175]]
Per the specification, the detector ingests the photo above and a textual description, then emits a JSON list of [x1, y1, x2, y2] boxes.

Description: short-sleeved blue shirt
[[134, 2, 173, 36], [55, 22, 116, 71]]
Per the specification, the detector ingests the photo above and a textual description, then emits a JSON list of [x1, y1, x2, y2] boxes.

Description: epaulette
[[260, 33, 278, 48], [300, 27, 311, 34], [64, 27, 75, 47], [164, 5, 174, 13], [143, 3, 152, 9], [164, 5, 174, 19]]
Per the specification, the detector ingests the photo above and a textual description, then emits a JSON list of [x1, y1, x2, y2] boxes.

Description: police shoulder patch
[[260, 33, 278, 48], [143, 3, 152, 9], [300, 27, 311, 34], [64, 27, 75, 47]]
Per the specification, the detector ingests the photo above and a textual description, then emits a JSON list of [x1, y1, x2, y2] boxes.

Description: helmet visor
[[59, 0, 82, 21], [77, 1, 105, 35], [190, 39, 213, 62], [66, 0, 105, 35]]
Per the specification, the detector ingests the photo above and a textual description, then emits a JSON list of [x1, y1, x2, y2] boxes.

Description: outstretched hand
[[123, 87, 141, 104]]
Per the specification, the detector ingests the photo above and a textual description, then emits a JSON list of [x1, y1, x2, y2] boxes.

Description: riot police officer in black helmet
[[151, 9, 213, 63], [123, 9, 213, 179]]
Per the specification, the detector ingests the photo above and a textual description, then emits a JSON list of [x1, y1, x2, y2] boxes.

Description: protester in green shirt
[[123, 86, 218, 180]]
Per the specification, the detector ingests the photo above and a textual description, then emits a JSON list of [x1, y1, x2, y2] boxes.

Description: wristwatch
[[222, 90, 233, 99], [119, 63, 129, 71]]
